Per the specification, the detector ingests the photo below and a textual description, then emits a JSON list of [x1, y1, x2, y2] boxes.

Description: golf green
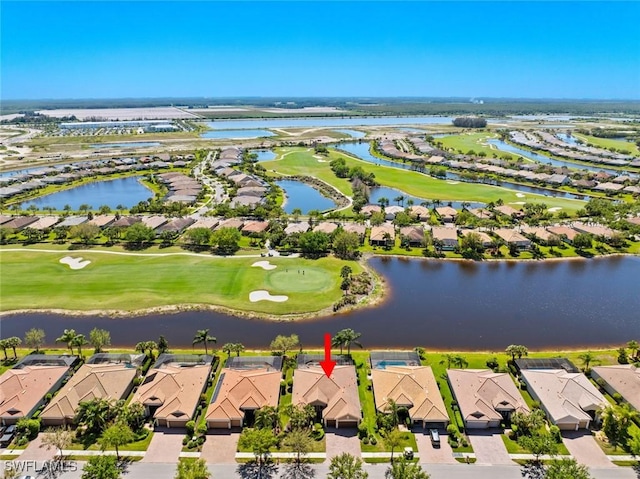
[[265, 267, 333, 293]]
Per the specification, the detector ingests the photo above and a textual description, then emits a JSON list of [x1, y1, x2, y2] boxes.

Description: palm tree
[[342, 329, 363, 355], [627, 340, 639, 360], [232, 343, 245, 357], [254, 406, 279, 432], [440, 354, 456, 369], [578, 351, 600, 371], [331, 331, 346, 355], [291, 208, 302, 222], [451, 355, 468, 369], [71, 334, 88, 357], [56, 329, 77, 354], [384, 429, 404, 463], [386, 398, 400, 428], [222, 343, 235, 358], [5, 337, 21, 359], [394, 195, 405, 207], [193, 329, 216, 355]]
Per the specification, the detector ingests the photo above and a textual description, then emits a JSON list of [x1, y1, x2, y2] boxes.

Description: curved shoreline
[[1, 252, 636, 320]]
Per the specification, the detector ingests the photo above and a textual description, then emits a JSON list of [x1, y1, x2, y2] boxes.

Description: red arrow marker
[[319, 333, 336, 378]]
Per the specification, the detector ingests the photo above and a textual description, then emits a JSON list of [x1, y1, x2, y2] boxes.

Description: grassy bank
[[0, 248, 361, 316], [263, 147, 585, 213]]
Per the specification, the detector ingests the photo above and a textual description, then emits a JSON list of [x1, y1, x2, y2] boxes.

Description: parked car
[[429, 428, 440, 447], [0, 431, 15, 447], [403, 446, 414, 459]]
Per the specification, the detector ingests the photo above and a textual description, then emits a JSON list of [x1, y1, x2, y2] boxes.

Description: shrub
[[369, 436, 377, 445], [362, 436, 369, 444], [357, 422, 368, 439], [446, 424, 458, 436], [460, 438, 469, 447], [182, 437, 189, 446], [185, 420, 196, 436], [196, 423, 208, 436], [549, 425, 561, 443], [44, 393, 53, 403], [132, 377, 143, 386], [197, 436, 205, 446]]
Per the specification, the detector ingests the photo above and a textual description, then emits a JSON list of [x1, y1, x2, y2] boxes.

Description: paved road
[[4, 460, 637, 479]]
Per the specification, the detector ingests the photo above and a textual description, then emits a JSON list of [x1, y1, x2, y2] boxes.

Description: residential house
[[0, 355, 76, 426], [360, 205, 382, 217], [216, 218, 244, 231], [399, 226, 424, 247], [131, 354, 213, 428], [384, 205, 405, 220], [409, 205, 430, 221], [461, 229, 493, 247], [435, 206, 458, 223], [591, 365, 640, 412], [520, 369, 608, 430], [342, 223, 366, 243], [494, 205, 524, 218], [41, 354, 144, 426], [430, 227, 459, 250], [241, 221, 270, 235], [447, 369, 529, 429], [284, 222, 310, 235], [546, 225, 579, 244], [493, 229, 532, 249], [369, 224, 395, 246], [292, 366, 361, 428], [313, 222, 339, 235]]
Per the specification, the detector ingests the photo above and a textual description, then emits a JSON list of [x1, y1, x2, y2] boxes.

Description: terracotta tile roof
[[591, 365, 640, 412], [372, 366, 448, 423]]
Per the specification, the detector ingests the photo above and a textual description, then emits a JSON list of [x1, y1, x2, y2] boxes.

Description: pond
[[276, 179, 337, 214], [334, 129, 366, 138], [251, 149, 277, 162], [337, 142, 586, 200], [556, 133, 579, 146], [369, 186, 484, 210], [19, 176, 153, 210], [3, 256, 638, 350], [200, 129, 276, 139], [90, 142, 161, 149]]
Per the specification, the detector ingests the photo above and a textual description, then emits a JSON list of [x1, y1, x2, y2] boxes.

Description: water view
[[277, 179, 337, 214], [334, 129, 366, 138], [90, 142, 161, 149], [20, 176, 153, 210], [337, 142, 586, 200], [201, 128, 276, 139], [203, 116, 456, 130], [251, 149, 277, 162], [3, 256, 637, 350]]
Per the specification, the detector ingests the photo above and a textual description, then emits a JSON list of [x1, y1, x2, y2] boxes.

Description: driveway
[[325, 427, 361, 459], [414, 430, 457, 464], [201, 429, 240, 464], [467, 430, 512, 465], [19, 434, 56, 461], [142, 428, 185, 463], [562, 431, 612, 468]]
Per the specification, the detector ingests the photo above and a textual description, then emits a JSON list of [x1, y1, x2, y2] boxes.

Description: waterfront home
[[595, 182, 625, 193], [360, 205, 382, 216], [206, 357, 282, 429], [435, 206, 458, 223], [461, 229, 493, 247], [546, 225, 579, 244], [591, 365, 640, 412], [292, 365, 361, 428], [0, 355, 76, 426], [520, 226, 554, 243], [468, 208, 492, 220], [547, 174, 570, 185], [369, 224, 395, 246], [409, 205, 430, 221], [41, 354, 144, 427], [571, 222, 615, 239], [372, 366, 449, 428], [520, 369, 607, 430], [430, 227, 459, 250], [88, 215, 116, 228], [237, 186, 267, 197], [447, 369, 529, 429], [384, 205, 405, 220], [284, 222, 310, 235], [399, 226, 424, 246], [493, 229, 532, 249], [131, 354, 213, 428]]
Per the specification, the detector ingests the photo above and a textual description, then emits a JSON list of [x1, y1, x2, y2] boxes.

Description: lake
[[203, 117, 456, 130], [277, 179, 337, 214], [90, 142, 161, 149], [2, 256, 638, 350], [201, 129, 276, 139], [251, 150, 277, 162], [334, 129, 366, 138], [20, 176, 153, 210], [337, 142, 586, 200]]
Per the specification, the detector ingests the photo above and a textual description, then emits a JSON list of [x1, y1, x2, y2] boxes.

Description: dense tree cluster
[[452, 117, 488, 128]]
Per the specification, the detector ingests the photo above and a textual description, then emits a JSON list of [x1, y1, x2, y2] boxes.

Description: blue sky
[[2, 1, 639, 100]]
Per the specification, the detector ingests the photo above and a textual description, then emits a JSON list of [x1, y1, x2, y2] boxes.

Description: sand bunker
[[446, 181, 460, 185], [249, 290, 288, 303], [510, 201, 526, 205], [516, 193, 526, 198], [252, 260, 277, 270], [60, 256, 91, 270], [548, 207, 562, 212], [317, 159, 328, 163]]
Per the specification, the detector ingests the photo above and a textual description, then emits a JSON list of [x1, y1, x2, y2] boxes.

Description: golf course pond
[[19, 176, 154, 210], [277, 179, 337, 213], [2, 255, 638, 350]]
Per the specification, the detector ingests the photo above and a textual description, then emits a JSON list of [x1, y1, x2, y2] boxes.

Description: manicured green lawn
[[573, 134, 640, 156], [0, 248, 361, 315], [436, 132, 520, 161], [264, 147, 585, 213]]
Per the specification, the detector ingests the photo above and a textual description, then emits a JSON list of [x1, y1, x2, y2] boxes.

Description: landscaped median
[[0, 247, 364, 317]]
